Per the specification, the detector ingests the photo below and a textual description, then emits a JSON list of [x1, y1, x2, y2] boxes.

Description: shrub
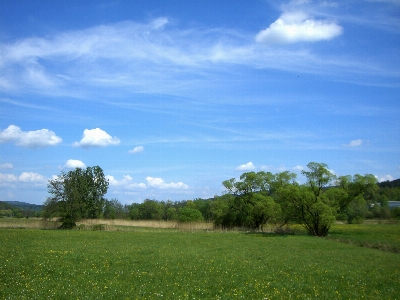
[[178, 207, 204, 222]]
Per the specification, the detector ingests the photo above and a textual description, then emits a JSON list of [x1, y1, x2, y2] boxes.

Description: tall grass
[[0, 217, 60, 229]]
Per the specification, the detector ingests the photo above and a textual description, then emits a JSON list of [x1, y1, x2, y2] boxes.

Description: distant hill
[[378, 179, 400, 188], [3, 201, 43, 212]]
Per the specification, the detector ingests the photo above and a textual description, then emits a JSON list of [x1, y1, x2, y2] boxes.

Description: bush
[[391, 207, 400, 219], [178, 208, 204, 222]]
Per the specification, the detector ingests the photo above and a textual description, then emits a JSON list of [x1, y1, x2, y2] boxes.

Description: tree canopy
[[44, 166, 109, 228]]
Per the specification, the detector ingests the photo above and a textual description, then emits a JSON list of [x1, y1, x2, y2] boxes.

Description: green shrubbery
[[42, 163, 400, 235]]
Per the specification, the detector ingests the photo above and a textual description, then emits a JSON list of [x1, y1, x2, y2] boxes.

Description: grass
[[327, 223, 400, 253], [1, 226, 400, 299]]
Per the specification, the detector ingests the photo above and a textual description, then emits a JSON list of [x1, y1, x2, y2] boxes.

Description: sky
[[0, 0, 399, 205]]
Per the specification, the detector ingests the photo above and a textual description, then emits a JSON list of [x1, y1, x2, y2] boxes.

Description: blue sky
[[0, 0, 399, 205]]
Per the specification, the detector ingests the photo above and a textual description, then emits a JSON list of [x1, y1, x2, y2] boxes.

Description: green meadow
[[1, 224, 400, 299]]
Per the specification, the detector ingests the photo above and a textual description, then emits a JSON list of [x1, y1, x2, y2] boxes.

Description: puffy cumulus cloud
[[107, 175, 189, 190], [73, 128, 120, 148], [128, 146, 144, 154], [0, 163, 13, 169], [344, 139, 363, 147], [18, 172, 46, 183], [0, 125, 62, 148], [146, 177, 189, 189], [236, 162, 256, 171], [256, 11, 343, 44], [0, 172, 47, 186], [378, 175, 394, 182], [64, 159, 86, 169], [106, 175, 146, 189], [293, 165, 304, 171], [0, 173, 18, 183]]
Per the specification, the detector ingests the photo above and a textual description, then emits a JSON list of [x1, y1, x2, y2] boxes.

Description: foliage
[[103, 198, 127, 219], [44, 166, 109, 228], [219, 171, 284, 230], [216, 162, 393, 236], [177, 207, 204, 222], [346, 195, 367, 224], [1, 229, 400, 299], [0, 201, 41, 218]]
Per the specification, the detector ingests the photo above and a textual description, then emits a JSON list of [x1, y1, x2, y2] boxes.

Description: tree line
[[42, 163, 400, 235]]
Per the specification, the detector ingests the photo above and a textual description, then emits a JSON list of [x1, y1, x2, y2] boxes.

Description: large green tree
[[219, 171, 281, 230], [44, 166, 109, 228]]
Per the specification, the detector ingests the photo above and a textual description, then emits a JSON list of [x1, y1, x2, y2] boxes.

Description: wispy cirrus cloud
[[1, 13, 397, 99]]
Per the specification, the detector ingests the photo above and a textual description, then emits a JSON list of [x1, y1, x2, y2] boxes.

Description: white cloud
[[293, 165, 304, 171], [128, 146, 144, 154], [0, 125, 62, 148], [18, 172, 46, 183], [146, 177, 189, 189], [64, 159, 86, 169], [0, 16, 392, 98], [150, 17, 169, 30], [106, 175, 147, 189], [0, 172, 47, 186], [236, 162, 256, 171], [379, 175, 394, 182], [260, 165, 287, 172], [344, 139, 363, 147], [0, 173, 18, 183], [256, 11, 343, 44], [73, 128, 120, 148], [0, 163, 13, 169]]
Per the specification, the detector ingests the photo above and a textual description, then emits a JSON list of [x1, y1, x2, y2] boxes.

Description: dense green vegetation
[[43, 166, 109, 228], [40, 162, 400, 236], [1, 226, 400, 299], [0, 201, 41, 218]]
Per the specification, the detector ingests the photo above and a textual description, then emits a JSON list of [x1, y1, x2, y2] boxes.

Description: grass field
[[328, 223, 400, 253], [1, 223, 400, 299]]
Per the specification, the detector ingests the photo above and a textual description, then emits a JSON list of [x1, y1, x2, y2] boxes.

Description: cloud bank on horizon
[[0, 0, 399, 204]]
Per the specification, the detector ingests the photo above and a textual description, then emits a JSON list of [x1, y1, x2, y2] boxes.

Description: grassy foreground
[[1, 228, 400, 299]]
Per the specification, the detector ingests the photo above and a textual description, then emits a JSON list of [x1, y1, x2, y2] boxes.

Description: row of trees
[[43, 163, 400, 235], [216, 162, 381, 236], [0, 201, 41, 218]]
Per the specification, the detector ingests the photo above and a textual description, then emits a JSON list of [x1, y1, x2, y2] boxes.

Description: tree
[[178, 207, 204, 222], [283, 162, 337, 236], [219, 171, 282, 230], [301, 162, 336, 197], [346, 195, 367, 224], [45, 166, 109, 229], [103, 198, 127, 219]]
